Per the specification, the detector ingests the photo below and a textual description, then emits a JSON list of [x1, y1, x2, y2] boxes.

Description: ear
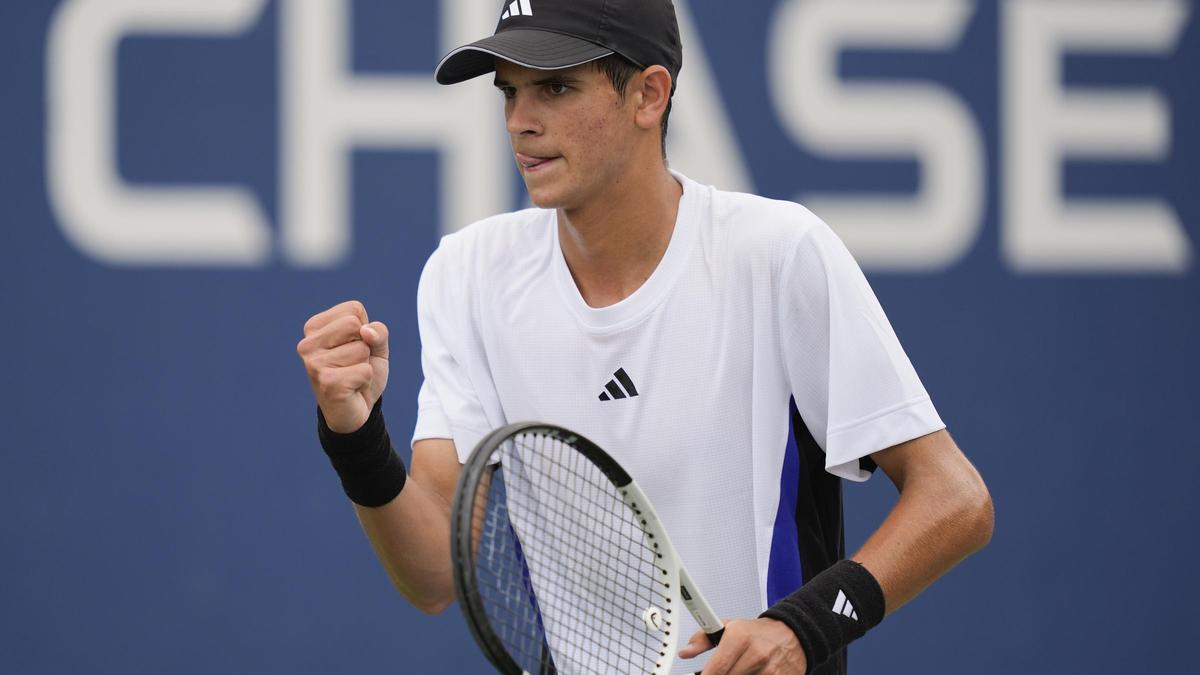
[[632, 65, 672, 132]]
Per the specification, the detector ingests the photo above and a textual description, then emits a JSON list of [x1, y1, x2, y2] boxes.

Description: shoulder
[[696, 181, 833, 272], [421, 207, 554, 289], [431, 207, 552, 267]]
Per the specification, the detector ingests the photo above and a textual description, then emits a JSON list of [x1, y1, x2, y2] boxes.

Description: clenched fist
[[297, 300, 390, 433]]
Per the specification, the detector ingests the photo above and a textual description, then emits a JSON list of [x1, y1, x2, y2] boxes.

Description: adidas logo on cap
[[501, 0, 533, 20]]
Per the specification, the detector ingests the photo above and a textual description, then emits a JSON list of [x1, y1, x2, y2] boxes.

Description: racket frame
[[451, 422, 724, 675]]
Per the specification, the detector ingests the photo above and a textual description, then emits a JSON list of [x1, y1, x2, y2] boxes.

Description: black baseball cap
[[435, 0, 682, 90]]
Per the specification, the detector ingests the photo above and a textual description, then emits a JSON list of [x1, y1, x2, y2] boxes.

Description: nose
[[505, 90, 541, 137]]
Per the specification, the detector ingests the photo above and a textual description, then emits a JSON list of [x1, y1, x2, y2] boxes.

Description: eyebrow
[[493, 76, 582, 87]]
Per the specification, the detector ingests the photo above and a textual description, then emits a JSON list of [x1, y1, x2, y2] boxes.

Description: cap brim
[[436, 29, 614, 85]]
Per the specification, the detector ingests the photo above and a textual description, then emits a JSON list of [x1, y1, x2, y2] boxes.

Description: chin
[[524, 181, 572, 210], [526, 189, 557, 209]]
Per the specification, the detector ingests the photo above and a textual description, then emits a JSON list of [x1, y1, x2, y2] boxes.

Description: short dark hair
[[590, 54, 673, 158]]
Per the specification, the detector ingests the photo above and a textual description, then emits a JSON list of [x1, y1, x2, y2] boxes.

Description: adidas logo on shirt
[[598, 368, 639, 401], [832, 589, 858, 621], [500, 0, 533, 20]]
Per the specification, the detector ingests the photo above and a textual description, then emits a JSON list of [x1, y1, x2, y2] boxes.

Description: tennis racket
[[451, 422, 725, 675]]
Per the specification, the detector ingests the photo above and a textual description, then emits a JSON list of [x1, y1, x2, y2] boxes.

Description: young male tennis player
[[297, 0, 993, 672]]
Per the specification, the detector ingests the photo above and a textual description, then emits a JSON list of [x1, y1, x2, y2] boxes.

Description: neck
[[557, 163, 683, 308]]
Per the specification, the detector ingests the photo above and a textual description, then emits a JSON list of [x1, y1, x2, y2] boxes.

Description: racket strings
[[511, 436, 669, 672], [476, 489, 551, 667], [506, 439, 671, 590], [503, 434, 668, 674], [470, 432, 675, 674]]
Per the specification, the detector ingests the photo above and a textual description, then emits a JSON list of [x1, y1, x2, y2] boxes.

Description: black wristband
[[759, 559, 885, 673], [317, 398, 407, 507]]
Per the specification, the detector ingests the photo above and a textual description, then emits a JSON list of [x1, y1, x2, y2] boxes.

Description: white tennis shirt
[[412, 172, 944, 672]]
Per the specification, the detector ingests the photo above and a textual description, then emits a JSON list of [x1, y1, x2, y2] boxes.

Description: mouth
[[515, 153, 560, 173]]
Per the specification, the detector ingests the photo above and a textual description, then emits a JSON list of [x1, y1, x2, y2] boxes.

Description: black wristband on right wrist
[[317, 398, 407, 507], [759, 559, 885, 673]]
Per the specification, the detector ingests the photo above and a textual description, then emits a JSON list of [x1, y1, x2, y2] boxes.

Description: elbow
[[392, 576, 456, 616], [407, 587, 455, 615], [937, 451, 993, 556], [962, 478, 994, 555], [413, 597, 455, 616]]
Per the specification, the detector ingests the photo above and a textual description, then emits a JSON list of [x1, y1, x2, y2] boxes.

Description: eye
[[498, 86, 516, 100], [546, 82, 569, 96]]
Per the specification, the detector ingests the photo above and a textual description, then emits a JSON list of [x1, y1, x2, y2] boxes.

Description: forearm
[[316, 399, 460, 614], [754, 432, 991, 673], [852, 435, 993, 615], [353, 476, 456, 614]]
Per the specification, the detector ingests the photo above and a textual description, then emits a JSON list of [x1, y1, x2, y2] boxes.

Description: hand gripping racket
[[451, 422, 725, 674]]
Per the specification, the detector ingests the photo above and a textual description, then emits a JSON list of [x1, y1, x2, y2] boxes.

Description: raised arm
[[297, 300, 462, 615]]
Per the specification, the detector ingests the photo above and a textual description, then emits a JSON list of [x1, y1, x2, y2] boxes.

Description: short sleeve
[[780, 220, 944, 481], [411, 243, 493, 461], [411, 378, 450, 443]]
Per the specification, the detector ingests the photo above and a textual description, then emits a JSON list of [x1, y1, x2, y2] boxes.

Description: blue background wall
[[2, 1, 1196, 672]]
